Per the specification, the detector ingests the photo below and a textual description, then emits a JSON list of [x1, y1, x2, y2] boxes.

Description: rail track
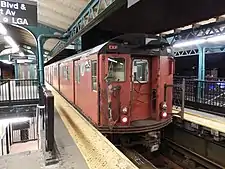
[[162, 138, 224, 169], [119, 146, 183, 169], [119, 136, 224, 169]]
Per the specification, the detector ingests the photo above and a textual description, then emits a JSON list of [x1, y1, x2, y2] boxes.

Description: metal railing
[[11, 117, 37, 143], [0, 79, 39, 106], [173, 77, 225, 115]]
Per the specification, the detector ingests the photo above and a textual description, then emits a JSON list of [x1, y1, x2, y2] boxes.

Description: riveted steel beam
[[50, 0, 126, 59], [166, 21, 225, 56], [174, 47, 225, 57]]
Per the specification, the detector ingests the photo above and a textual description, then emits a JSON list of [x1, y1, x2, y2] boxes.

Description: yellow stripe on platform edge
[[45, 83, 138, 169], [172, 108, 225, 134]]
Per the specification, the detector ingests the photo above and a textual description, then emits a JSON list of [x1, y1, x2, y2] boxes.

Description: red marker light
[[109, 45, 118, 50]]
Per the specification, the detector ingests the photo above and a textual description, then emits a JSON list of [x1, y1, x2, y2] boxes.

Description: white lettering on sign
[[12, 17, 28, 25], [1, 1, 19, 9], [5, 9, 15, 16], [0, 0, 30, 25]]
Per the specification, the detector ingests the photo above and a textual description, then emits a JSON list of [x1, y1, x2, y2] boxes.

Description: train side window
[[133, 59, 149, 83], [91, 61, 97, 91], [107, 57, 125, 82]]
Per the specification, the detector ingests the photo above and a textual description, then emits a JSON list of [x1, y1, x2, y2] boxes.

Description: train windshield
[[107, 57, 125, 82], [132, 59, 149, 83]]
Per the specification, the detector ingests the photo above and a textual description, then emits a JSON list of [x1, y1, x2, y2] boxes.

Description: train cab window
[[91, 61, 97, 91], [107, 57, 125, 82], [133, 59, 149, 83]]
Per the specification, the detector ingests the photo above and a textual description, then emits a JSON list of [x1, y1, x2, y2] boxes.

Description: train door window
[[107, 57, 125, 82], [54, 67, 57, 77], [132, 59, 149, 83], [76, 64, 80, 83], [63, 65, 70, 80], [91, 61, 97, 91]]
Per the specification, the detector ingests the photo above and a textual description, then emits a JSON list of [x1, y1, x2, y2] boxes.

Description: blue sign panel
[[0, 0, 37, 26]]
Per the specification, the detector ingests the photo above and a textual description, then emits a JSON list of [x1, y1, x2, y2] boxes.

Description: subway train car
[[45, 34, 174, 151]]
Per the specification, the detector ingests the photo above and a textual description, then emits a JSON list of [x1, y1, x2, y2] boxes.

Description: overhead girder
[[50, 0, 125, 59]]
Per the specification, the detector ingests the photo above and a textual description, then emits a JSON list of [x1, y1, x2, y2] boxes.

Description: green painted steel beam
[[50, 0, 126, 59], [0, 55, 10, 60], [174, 46, 225, 57], [167, 21, 225, 56], [25, 23, 64, 39]]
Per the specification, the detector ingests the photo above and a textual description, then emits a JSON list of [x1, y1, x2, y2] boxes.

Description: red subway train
[[45, 34, 174, 151]]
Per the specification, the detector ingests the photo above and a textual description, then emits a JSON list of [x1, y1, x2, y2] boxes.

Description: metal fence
[[0, 79, 39, 106], [173, 77, 225, 115], [11, 117, 37, 143]]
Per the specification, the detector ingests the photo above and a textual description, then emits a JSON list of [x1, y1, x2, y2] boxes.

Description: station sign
[[0, 0, 37, 26]]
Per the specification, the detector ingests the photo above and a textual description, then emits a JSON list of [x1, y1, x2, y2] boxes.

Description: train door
[[103, 54, 131, 125], [131, 57, 151, 121], [73, 60, 76, 104], [74, 61, 79, 105], [58, 63, 60, 91]]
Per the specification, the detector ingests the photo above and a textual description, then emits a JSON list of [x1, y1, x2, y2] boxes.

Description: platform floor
[[0, 104, 89, 169], [46, 82, 138, 169], [172, 106, 225, 133], [54, 110, 89, 169]]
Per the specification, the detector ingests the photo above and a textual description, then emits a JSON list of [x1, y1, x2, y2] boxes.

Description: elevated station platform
[[46, 83, 138, 169], [172, 106, 225, 134]]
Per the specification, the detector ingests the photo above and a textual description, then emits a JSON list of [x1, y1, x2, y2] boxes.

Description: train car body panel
[[99, 54, 132, 126], [75, 54, 99, 124], [52, 63, 59, 90], [60, 61, 74, 103], [45, 34, 174, 151]]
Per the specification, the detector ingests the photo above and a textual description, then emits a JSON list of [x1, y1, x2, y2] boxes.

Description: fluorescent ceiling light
[[0, 23, 7, 35], [1, 60, 13, 64], [17, 59, 33, 64], [108, 58, 117, 63], [19, 52, 25, 56], [4, 36, 18, 50], [173, 39, 206, 48], [0, 117, 30, 126], [207, 34, 225, 42]]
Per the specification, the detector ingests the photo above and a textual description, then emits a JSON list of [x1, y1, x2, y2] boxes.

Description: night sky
[[175, 53, 225, 78]]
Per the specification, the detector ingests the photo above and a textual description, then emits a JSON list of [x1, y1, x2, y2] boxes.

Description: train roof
[[47, 33, 173, 65]]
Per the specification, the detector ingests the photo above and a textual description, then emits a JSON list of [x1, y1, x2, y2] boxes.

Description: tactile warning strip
[[46, 83, 138, 169]]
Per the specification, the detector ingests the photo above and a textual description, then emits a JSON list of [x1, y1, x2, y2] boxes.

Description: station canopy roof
[[1, 0, 225, 58], [0, 0, 89, 55]]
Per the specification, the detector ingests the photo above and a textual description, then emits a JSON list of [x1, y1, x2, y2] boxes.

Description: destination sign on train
[[0, 0, 37, 26]]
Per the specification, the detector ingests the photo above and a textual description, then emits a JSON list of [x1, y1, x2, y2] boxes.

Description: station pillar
[[14, 59, 18, 79], [197, 46, 205, 99]]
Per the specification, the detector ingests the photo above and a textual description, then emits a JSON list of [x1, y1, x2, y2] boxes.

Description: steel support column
[[14, 60, 18, 79], [198, 46, 205, 81], [37, 34, 68, 106], [197, 46, 205, 99]]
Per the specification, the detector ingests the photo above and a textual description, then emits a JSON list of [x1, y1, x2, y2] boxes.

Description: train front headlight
[[122, 107, 128, 114], [121, 116, 128, 123]]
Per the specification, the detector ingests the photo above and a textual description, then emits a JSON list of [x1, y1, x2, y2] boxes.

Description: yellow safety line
[[46, 83, 138, 169]]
